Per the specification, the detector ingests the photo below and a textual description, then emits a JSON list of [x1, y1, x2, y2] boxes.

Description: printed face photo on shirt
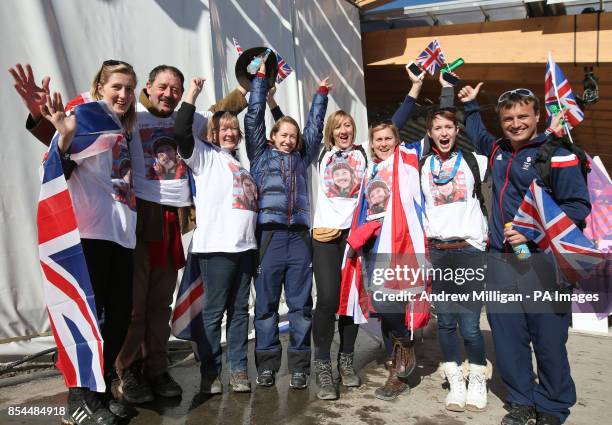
[[323, 154, 364, 199], [140, 127, 187, 181], [228, 162, 258, 212], [110, 139, 136, 210], [366, 178, 390, 217], [429, 168, 467, 206]]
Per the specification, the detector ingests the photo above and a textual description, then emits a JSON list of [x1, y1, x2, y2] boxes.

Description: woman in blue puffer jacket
[[245, 60, 331, 390]]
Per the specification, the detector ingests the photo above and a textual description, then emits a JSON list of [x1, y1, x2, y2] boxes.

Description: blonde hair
[[206, 111, 243, 146], [270, 116, 302, 152], [323, 110, 356, 150], [368, 121, 400, 159], [90, 61, 138, 132]]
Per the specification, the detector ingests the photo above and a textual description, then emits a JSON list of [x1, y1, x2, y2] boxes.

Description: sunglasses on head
[[369, 118, 394, 128], [212, 110, 238, 119], [497, 88, 535, 104], [102, 59, 133, 68]]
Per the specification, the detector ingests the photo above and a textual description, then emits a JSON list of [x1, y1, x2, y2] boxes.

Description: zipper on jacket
[[287, 155, 293, 224]]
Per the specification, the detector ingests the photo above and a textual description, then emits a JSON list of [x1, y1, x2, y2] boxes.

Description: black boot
[[63, 388, 119, 425]]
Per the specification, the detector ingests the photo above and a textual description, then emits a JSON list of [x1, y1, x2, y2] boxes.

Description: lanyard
[[430, 150, 462, 185]]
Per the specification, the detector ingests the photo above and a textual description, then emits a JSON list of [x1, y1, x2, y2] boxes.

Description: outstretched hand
[[186, 77, 205, 105], [407, 67, 424, 85], [439, 72, 457, 88], [458, 82, 484, 103], [9, 63, 51, 119], [319, 77, 333, 91], [40, 92, 76, 152], [547, 109, 566, 136]]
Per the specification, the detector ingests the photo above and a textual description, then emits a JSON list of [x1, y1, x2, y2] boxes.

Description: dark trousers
[[196, 251, 254, 376], [81, 239, 133, 385], [379, 313, 411, 357], [312, 230, 359, 360], [430, 246, 486, 366], [486, 252, 576, 423], [254, 228, 313, 373]]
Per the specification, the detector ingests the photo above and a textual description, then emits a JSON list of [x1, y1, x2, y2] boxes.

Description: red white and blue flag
[[275, 52, 293, 84], [38, 100, 124, 392], [232, 37, 243, 55], [415, 39, 446, 76], [512, 179, 604, 283], [338, 145, 430, 330], [171, 251, 204, 342], [545, 54, 584, 133]]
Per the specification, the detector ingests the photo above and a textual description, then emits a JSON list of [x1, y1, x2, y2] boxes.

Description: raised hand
[[458, 82, 484, 103], [185, 77, 206, 105], [40, 92, 76, 152], [439, 71, 458, 88], [407, 66, 424, 85], [547, 108, 566, 137], [8, 63, 51, 119], [318, 77, 333, 91]]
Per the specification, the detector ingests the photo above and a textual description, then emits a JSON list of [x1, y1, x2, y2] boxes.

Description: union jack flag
[[545, 54, 584, 133], [415, 39, 446, 76], [275, 52, 293, 84], [232, 37, 243, 55], [512, 179, 604, 284], [171, 251, 204, 342], [38, 101, 125, 392]]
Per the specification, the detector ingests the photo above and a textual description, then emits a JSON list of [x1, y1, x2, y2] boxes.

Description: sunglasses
[[369, 118, 394, 128], [497, 88, 535, 104], [212, 110, 238, 119], [102, 59, 133, 68]]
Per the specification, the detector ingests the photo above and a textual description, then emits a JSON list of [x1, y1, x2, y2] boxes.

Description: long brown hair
[[323, 110, 356, 150], [90, 60, 138, 132], [270, 116, 302, 152]]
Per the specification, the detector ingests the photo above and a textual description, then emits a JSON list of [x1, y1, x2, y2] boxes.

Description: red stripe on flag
[[37, 190, 78, 244], [172, 281, 204, 322]]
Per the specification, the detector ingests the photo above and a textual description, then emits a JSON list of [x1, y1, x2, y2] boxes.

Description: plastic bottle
[[505, 222, 531, 260], [441, 58, 465, 74], [246, 48, 272, 75]]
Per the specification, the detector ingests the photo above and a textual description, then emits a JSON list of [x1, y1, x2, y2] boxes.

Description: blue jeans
[[254, 228, 313, 373], [430, 245, 486, 366], [196, 250, 254, 375]]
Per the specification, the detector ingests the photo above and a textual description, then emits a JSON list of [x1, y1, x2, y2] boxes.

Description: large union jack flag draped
[[171, 251, 204, 342], [38, 101, 124, 392], [415, 39, 446, 76], [512, 180, 604, 284], [275, 52, 293, 84], [545, 54, 584, 133]]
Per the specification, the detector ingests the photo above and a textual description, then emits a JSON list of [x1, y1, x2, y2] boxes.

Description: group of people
[[9, 47, 589, 425]]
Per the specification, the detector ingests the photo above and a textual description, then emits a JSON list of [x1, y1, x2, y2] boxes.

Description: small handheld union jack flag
[[232, 37, 243, 55], [545, 53, 584, 138], [275, 52, 293, 84], [415, 39, 446, 76]]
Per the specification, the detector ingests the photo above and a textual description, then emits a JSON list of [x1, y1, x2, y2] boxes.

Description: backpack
[[419, 148, 488, 217]]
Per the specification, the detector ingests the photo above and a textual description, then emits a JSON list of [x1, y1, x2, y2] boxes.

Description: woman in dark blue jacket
[[245, 61, 330, 389]]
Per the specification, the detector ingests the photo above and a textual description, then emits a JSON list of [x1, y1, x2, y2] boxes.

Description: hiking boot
[[314, 359, 338, 400], [441, 362, 466, 412], [62, 388, 119, 425], [256, 369, 275, 387], [536, 413, 561, 425], [200, 374, 223, 394], [118, 367, 154, 404], [391, 335, 416, 378], [147, 371, 182, 398], [501, 404, 537, 425], [466, 363, 489, 411], [374, 359, 409, 401], [338, 352, 361, 387], [229, 370, 251, 393], [289, 372, 308, 389]]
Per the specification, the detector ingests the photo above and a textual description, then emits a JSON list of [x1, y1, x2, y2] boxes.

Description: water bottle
[[246, 48, 272, 75], [505, 222, 531, 260], [441, 58, 465, 74]]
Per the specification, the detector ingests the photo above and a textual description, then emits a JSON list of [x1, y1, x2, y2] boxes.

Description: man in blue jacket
[[458, 83, 590, 425]]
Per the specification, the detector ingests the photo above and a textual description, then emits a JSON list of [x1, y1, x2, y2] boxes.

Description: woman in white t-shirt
[[173, 78, 257, 395], [40, 60, 138, 424]]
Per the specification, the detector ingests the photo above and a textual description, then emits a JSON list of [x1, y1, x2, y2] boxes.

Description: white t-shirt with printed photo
[[129, 102, 209, 207], [421, 152, 488, 250], [182, 139, 257, 253]]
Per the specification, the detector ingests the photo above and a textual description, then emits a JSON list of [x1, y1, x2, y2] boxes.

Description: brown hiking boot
[[392, 335, 415, 378], [374, 359, 409, 401]]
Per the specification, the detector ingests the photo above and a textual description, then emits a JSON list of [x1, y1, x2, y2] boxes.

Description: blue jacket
[[463, 99, 591, 251], [245, 76, 328, 228]]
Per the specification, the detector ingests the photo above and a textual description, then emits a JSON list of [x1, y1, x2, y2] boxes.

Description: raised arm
[[40, 92, 76, 153], [439, 72, 456, 109], [244, 62, 269, 162], [208, 85, 248, 115], [266, 85, 284, 121], [302, 77, 332, 165], [391, 67, 424, 130], [458, 82, 496, 156], [174, 77, 205, 159]]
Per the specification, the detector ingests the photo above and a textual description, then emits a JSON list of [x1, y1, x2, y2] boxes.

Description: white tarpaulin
[[0, 0, 367, 357]]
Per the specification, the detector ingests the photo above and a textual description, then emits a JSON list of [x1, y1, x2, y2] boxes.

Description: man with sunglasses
[[457, 84, 590, 425]]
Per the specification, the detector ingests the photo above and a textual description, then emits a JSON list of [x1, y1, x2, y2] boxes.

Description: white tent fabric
[[0, 0, 367, 356]]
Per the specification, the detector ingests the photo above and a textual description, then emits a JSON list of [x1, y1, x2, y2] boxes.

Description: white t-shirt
[[68, 137, 137, 249], [421, 152, 488, 250], [129, 102, 209, 207], [182, 138, 257, 253], [313, 146, 367, 229]]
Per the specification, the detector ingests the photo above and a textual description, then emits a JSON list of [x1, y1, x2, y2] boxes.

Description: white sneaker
[[466, 363, 488, 411], [441, 362, 466, 412]]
